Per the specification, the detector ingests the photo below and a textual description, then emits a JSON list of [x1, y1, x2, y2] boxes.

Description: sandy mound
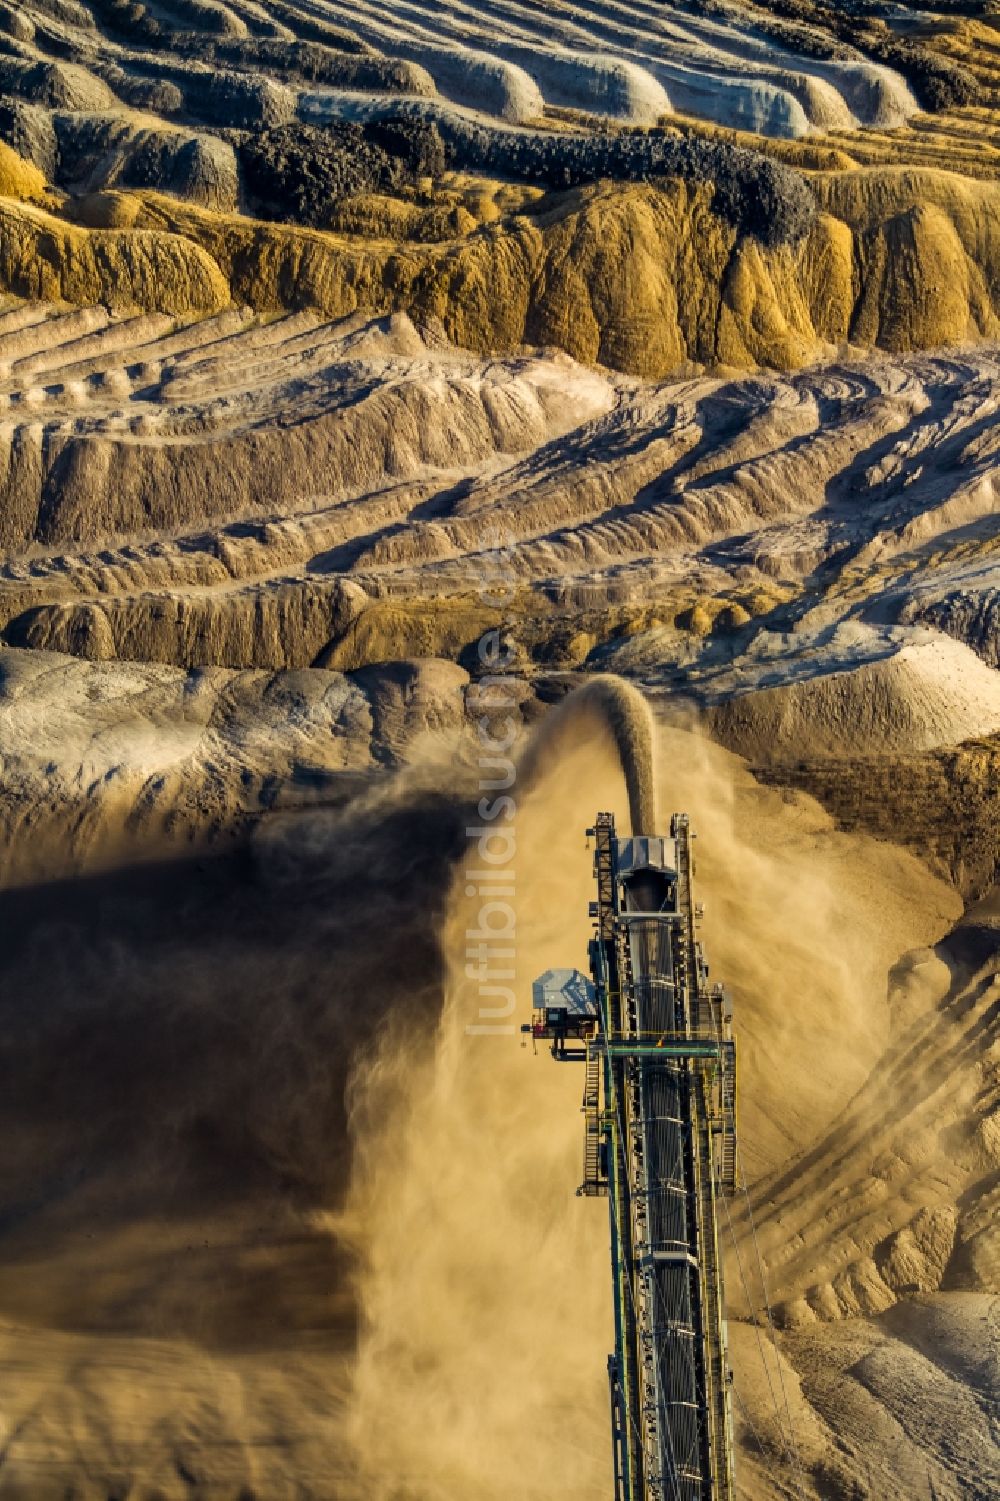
[[236, 119, 445, 228], [743, 887, 1000, 1343], [0, 99, 58, 179], [0, 140, 47, 201], [0, 12, 999, 1485], [0, 0, 980, 386], [738, 1293, 1000, 1500], [0, 199, 230, 313], [52, 113, 240, 211], [902, 580, 1000, 669], [70, 180, 834, 373], [705, 637, 1000, 762], [0, 308, 614, 552], [275, 0, 919, 133], [0, 54, 115, 112], [0, 643, 477, 883]]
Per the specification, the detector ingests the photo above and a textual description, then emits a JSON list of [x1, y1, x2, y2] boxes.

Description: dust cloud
[[0, 682, 959, 1496], [336, 692, 958, 1498]]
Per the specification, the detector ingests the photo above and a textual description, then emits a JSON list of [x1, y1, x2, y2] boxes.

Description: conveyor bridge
[[526, 811, 737, 1501]]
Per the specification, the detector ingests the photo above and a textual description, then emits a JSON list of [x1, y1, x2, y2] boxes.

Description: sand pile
[[0, 307, 615, 555], [236, 120, 446, 228], [0, 644, 476, 885], [4, 0, 930, 135], [705, 637, 1000, 763], [266, 705, 996, 1501], [52, 113, 240, 210], [750, 885, 1000, 1338], [0, 140, 47, 201], [0, 0, 991, 409], [753, 732, 1000, 902], [253, 0, 920, 133]]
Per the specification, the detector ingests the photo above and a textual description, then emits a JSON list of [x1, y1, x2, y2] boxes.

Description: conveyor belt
[[530, 811, 736, 1501]]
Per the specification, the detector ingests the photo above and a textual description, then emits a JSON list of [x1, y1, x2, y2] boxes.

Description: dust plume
[[338, 701, 957, 1499], [0, 684, 960, 1496], [0, 779, 471, 1496]]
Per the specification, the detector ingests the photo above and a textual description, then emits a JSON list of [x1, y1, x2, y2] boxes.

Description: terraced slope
[[0, 3, 995, 376], [0, 0, 931, 133], [5, 301, 1000, 973], [1, 302, 997, 682]]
